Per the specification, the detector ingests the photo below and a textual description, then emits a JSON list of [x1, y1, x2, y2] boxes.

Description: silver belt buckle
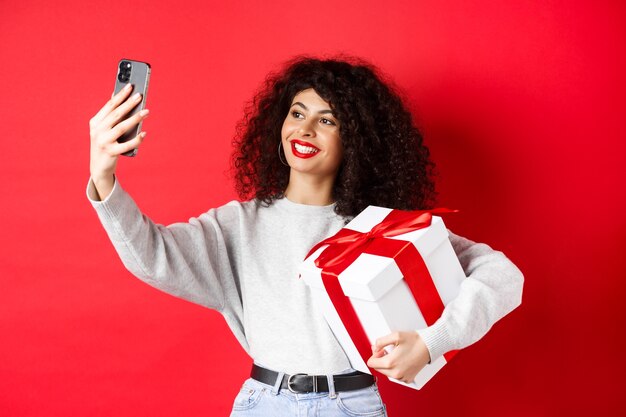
[[287, 373, 310, 393]]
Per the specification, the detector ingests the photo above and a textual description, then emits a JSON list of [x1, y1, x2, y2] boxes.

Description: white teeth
[[294, 143, 319, 154]]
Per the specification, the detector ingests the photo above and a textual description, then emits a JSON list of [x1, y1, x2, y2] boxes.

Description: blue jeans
[[229, 376, 388, 417]]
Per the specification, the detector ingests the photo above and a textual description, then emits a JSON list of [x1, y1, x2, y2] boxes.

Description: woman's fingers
[[93, 106, 149, 151], [367, 347, 396, 370], [368, 332, 401, 371], [373, 332, 402, 352], [367, 331, 430, 383], [99, 90, 143, 130], [109, 108, 150, 141], [90, 83, 134, 130], [110, 131, 147, 156]]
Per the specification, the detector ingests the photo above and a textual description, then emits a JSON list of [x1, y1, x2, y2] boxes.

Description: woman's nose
[[298, 120, 316, 137]]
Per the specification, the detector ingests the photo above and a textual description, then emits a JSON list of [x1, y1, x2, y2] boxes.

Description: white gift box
[[299, 206, 466, 389]]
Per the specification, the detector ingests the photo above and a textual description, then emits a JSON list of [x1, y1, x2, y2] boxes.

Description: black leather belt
[[251, 364, 375, 394]]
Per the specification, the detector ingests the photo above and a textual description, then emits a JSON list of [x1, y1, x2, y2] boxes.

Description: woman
[[87, 56, 523, 416]]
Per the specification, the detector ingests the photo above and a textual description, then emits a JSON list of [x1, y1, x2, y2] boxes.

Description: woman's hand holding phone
[[89, 83, 149, 200]]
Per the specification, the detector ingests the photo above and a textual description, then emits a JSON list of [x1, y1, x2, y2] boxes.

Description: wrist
[[91, 172, 114, 186], [90, 173, 115, 202]]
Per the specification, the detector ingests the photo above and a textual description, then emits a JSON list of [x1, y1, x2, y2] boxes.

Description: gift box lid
[[301, 206, 451, 302]]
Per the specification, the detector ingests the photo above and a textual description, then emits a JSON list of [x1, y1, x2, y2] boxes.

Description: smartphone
[[113, 58, 151, 157]]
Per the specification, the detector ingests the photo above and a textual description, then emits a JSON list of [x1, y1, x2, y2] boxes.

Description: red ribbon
[[304, 207, 459, 371]]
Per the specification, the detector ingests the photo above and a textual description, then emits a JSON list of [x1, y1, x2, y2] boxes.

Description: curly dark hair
[[231, 55, 436, 218]]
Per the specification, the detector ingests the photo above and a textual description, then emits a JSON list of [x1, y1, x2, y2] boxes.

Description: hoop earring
[[278, 141, 289, 167]]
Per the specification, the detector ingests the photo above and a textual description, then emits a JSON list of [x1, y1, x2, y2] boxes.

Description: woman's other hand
[[88, 83, 149, 200], [366, 331, 430, 384]]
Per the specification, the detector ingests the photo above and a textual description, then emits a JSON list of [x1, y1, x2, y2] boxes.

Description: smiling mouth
[[291, 140, 320, 158]]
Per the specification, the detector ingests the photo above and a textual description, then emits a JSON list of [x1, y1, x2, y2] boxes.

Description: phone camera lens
[[118, 61, 132, 83]]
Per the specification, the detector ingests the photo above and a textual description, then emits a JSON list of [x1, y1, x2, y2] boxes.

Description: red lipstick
[[290, 139, 320, 159]]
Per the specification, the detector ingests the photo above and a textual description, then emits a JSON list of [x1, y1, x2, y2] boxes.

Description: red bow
[[306, 208, 456, 269]]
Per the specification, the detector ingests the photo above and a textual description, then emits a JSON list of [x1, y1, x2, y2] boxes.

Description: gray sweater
[[87, 178, 523, 375]]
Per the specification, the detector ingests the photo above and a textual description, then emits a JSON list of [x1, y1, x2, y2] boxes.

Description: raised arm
[[86, 84, 242, 313]]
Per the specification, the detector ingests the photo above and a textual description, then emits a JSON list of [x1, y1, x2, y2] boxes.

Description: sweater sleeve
[[415, 231, 524, 362], [86, 177, 241, 313]]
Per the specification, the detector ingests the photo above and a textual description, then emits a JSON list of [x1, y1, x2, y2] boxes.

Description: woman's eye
[[321, 118, 336, 126], [291, 111, 303, 119]]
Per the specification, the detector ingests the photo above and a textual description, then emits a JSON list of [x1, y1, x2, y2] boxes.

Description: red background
[[1, 1, 624, 416]]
